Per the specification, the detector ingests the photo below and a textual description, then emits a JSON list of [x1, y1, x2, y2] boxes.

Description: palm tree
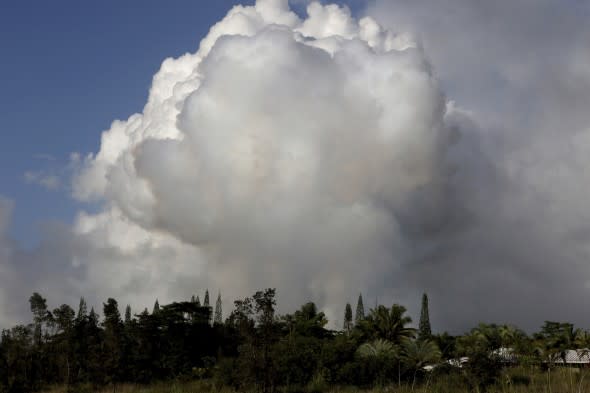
[[536, 322, 577, 393], [357, 338, 396, 358], [456, 331, 489, 357], [400, 338, 442, 390], [498, 324, 519, 347], [357, 339, 397, 386], [546, 324, 575, 364], [362, 304, 415, 344], [357, 305, 414, 388], [574, 329, 590, 350]]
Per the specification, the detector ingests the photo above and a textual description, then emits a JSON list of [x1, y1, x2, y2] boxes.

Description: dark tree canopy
[[1, 289, 581, 393]]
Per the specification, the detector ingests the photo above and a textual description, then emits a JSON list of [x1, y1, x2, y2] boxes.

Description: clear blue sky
[[0, 0, 365, 246]]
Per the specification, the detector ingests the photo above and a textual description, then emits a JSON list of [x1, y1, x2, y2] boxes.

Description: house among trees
[[551, 349, 590, 366], [492, 347, 517, 364]]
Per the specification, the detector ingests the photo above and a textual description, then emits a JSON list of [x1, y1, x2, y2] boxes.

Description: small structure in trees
[[551, 349, 590, 366]]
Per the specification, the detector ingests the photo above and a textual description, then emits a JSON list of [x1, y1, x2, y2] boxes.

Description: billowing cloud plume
[[365, 0, 590, 331], [0, 195, 207, 328], [70, 0, 460, 325], [4, 0, 589, 332]]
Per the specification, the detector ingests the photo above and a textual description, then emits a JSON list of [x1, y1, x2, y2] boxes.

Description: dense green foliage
[[1, 290, 590, 393]]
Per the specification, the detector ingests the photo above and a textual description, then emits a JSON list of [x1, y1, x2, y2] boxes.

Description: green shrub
[[463, 353, 502, 393], [214, 357, 240, 390]]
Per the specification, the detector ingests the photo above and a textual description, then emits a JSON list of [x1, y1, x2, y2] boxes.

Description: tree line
[[1, 290, 589, 393]]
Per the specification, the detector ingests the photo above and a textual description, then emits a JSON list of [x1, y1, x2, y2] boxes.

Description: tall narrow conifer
[[204, 290, 211, 324], [124, 304, 132, 323], [214, 292, 223, 324], [343, 303, 353, 333], [418, 293, 432, 341], [355, 293, 365, 325], [77, 297, 88, 320], [204, 290, 210, 307]]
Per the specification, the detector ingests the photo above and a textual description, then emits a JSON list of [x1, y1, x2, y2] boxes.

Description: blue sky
[[0, 0, 365, 246]]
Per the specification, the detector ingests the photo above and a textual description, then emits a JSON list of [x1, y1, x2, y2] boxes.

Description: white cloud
[[365, 0, 590, 330], [4, 0, 589, 332], [69, 0, 456, 325]]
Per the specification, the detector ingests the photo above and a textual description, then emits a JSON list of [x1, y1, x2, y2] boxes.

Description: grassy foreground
[[41, 367, 590, 393]]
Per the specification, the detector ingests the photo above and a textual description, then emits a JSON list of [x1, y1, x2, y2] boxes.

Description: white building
[[551, 349, 590, 365]]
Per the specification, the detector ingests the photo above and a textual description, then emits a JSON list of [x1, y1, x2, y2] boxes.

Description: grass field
[[42, 367, 590, 393]]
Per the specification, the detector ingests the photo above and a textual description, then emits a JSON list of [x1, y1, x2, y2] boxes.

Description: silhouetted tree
[[77, 297, 87, 321], [215, 292, 223, 325], [355, 293, 365, 325], [29, 292, 50, 344], [103, 298, 123, 388], [362, 304, 415, 345], [253, 289, 278, 393], [53, 304, 75, 385], [401, 338, 441, 389], [204, 290, 211, 325], [124, 305, 132, 324], [2, 287, 574, 392], [204, 290, 210, 307], [418, 293, 432, 342], [343, 303, 353, 334]]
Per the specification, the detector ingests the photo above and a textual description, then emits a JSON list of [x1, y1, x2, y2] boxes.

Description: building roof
[[492, 347, 517, 362], [551, 349, 590, 364]]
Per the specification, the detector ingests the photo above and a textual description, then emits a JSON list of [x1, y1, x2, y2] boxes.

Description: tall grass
[[42, 367, 590, 393]]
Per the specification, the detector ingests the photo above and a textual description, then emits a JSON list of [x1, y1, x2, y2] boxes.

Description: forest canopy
[[1, 289, 588, 393]]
